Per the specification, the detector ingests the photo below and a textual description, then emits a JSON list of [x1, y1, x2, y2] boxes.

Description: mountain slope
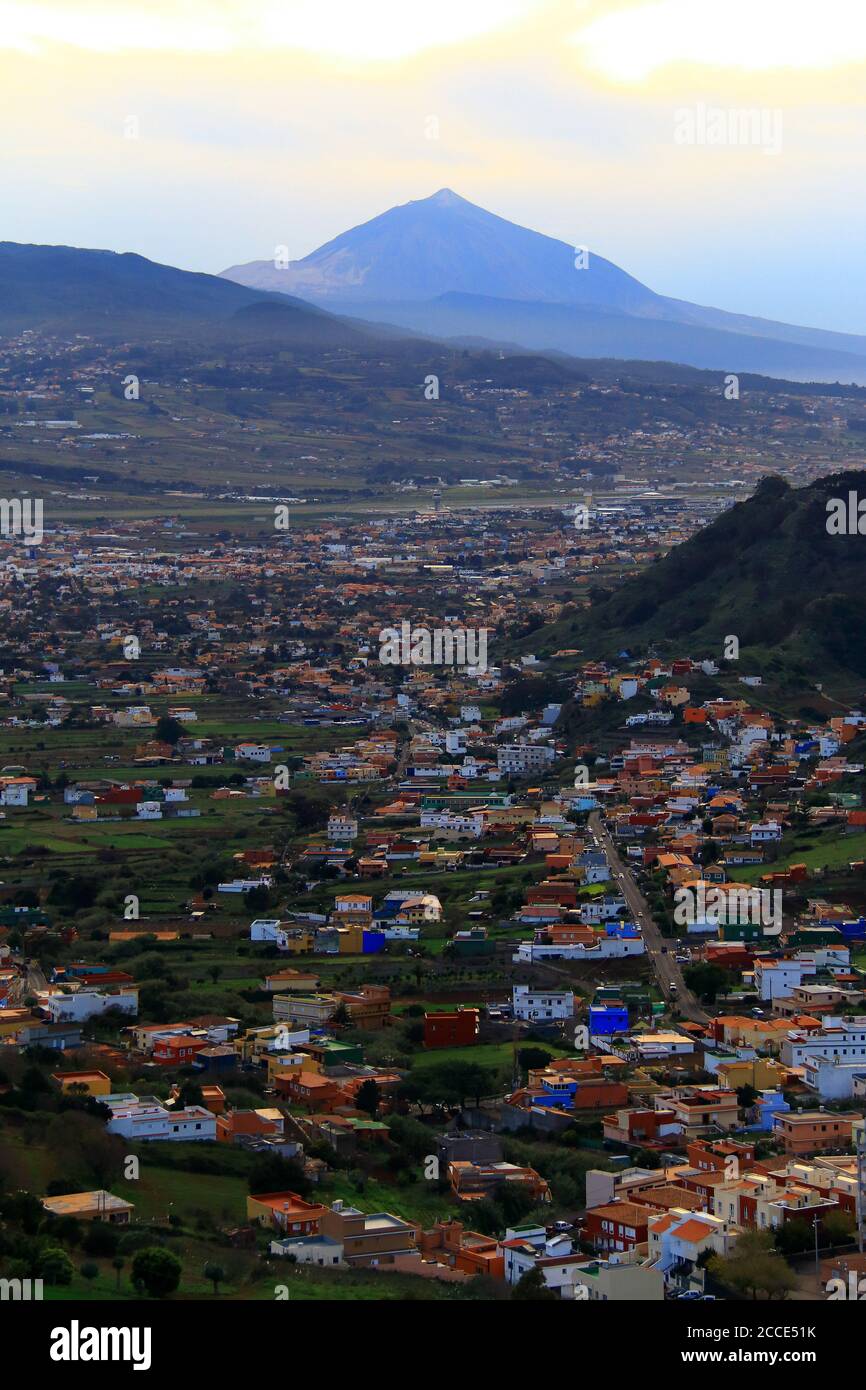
[[0, 242, 365, 343], [316, 292, 866, 378], [221, 188, 659, 313], [221, 191, 866, 382], [535, 472, 866, 681]]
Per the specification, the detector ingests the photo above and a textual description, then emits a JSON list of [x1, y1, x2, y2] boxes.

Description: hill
[[0, 242, 365, 344], [535, 472, 866, 684]]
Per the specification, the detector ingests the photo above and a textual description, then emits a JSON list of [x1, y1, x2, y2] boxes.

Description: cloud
[[0, 0, 544, 60], [572, 0, 866, 80]]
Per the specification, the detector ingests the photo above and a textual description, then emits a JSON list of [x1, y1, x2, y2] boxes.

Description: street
[[589, 810, 709, 1026]]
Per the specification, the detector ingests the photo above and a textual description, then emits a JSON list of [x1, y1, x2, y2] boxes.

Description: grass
[[318, 1172, 460, 1226], [130, 1166, 248, 1226], [410, 1039, 569, 1071], [735, 829, 866, 881]]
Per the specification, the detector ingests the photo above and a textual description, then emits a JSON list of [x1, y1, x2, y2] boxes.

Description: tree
[[355, 1079, 381, 1117], [775, 1219, 812, 1256], [112, 1255, 126, 1291], [155, 715, 184, 745], [38, 1247, 74, 1286], [517, 1047, 552, 1076], [177, 1081, 204, 1110], [823, 1211, 854, 1246], [203, 1262, 226, 1296], [248, 1153, 310, 1198], [683, 963, 731, 1004], [709, 1231, 796, 1300], [83, 1221, 121, 1257], [80, 1261, 99, 1285], [511, 1266, 557, 1301], [132, 1246, 182, 1299]]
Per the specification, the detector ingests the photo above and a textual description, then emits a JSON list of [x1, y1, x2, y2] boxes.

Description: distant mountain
[[534, 472, 866, 682], [0, 242, 365, 344], [222, 190, 866, 383]]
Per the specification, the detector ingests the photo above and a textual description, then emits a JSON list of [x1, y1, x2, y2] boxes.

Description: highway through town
[[588, 810, 710, 1026]]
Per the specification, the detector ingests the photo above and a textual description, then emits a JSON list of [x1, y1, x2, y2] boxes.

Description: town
[[2, 447, 866, 1309]]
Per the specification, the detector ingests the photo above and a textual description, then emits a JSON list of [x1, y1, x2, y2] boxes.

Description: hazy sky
[[2, 0, 865, 332]]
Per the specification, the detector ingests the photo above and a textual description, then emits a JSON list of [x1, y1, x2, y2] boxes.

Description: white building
[[513, 936, 645, 964], [750, 820, 782, 847], [497, 743, 556, 776], [781, 1020, 866, 1069], [327, 813, 358, 842], [632, 1032, 695, 1060], [755, 957, 813, 1001], [419, 809, 484, 838], [219, 877, 272, 893], [512, 984, 574, 1022], [270, 1235, 344, 1266], [234, 743, 274, 763], [580, 896, 626, 924], [250, 918, 289, 949], [103, 1094, 216, 1142], [44, 989, 138, 1022], [803, 1056, 866, 1101]]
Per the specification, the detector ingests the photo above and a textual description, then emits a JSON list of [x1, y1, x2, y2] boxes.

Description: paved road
[[589, 811, 709, 1025]]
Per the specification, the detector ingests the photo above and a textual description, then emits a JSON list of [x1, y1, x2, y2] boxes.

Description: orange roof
[[673, 1218, 717, 1242]]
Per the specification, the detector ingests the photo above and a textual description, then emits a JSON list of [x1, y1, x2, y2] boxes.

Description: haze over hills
[[534, 472, 866, 684], [0, 242, 366, 344], [222, 190, 866, 383]]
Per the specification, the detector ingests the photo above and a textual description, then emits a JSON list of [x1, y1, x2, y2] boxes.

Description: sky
[[2, 0, 865, 333]]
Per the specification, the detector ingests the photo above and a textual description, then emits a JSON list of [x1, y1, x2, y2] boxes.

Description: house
[[497, 743, 556, 775], [750, 820, 782, 847], [632, 1031, 695, 1061], [781, 1021, 866, 1068], [103, 1094, 217, 1142], [270, 1234, 344, 1266], [648, 1208, 737, 1275], [44, 989, 138, 1022], [568, 1259, 664, 1301], [318, 1200, 419, 1267], [424, 1009, 480, 1049], [49, 1068, 112, 1099], [327, 812, 358, 841], [417, 1219, 504, 1279], [774, 1111, 859, 1156], [582, 1201, 651, 1253], [448, 1160, 551, 1204], [216, 1108, 285, 1144], [512, 984, 574, 1022], [602, 1107, 680, 1149], [152, 1034, 210, 1066], [247, 1191, 325, 1233], [41, 1191, 134, 1224], [499, 1225, 586, 1294]]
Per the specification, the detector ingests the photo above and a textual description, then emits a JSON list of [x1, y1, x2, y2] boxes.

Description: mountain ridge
[[220, 191, 866, 382], [0, 241, 365, 344]]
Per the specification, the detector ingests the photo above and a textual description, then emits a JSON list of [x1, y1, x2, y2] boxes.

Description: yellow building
[[51, 1069, 112, 1097], [337, 924, 365, 954], [715, 1056, 784, 1092]]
